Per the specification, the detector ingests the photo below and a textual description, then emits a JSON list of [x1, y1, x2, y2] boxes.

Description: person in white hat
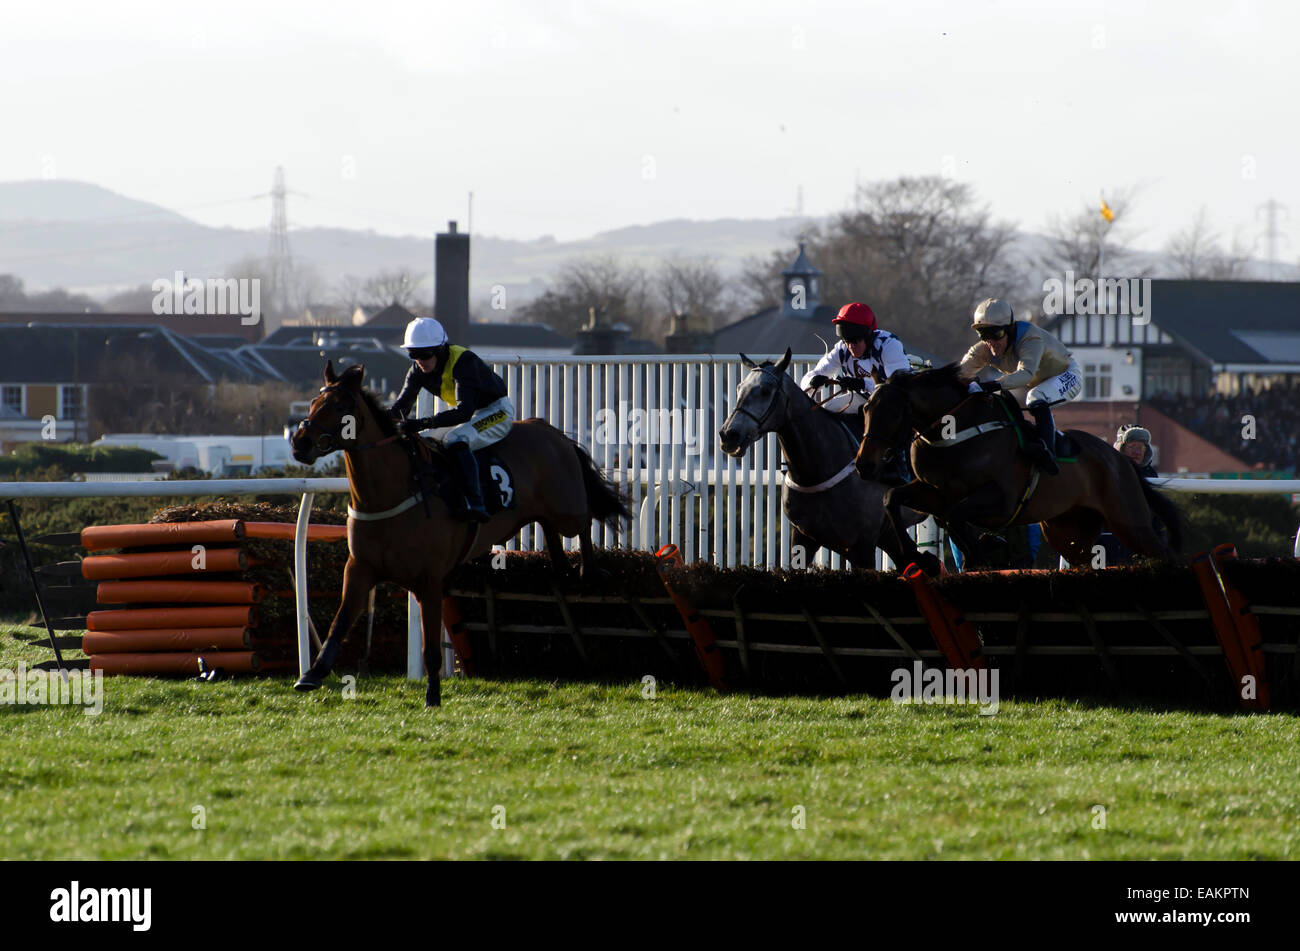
[[389, 317, 514, 522], [1099, 424, 1165, 563], [958, 298, 1081, 475]]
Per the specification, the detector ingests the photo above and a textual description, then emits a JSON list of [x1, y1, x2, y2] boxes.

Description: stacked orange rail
[[77, 519, 343, 676]]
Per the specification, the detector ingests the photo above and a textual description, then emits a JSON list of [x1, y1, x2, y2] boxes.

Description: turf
[[1, 623, 1297, 860]]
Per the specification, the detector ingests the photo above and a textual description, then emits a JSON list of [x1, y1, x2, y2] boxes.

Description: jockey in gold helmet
[[958, 298, 1081, 476]]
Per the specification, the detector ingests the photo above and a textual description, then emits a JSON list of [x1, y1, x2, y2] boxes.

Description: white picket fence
[[458, 353, 937, 571]]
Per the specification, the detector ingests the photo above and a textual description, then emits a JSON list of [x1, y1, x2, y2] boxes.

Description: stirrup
[[1028, 440, 1059, 475]]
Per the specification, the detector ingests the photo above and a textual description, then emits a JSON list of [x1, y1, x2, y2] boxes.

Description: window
[[1, 385, 22, 415], [1083, 363, 1113, 400], [58, 385, 84, 420]]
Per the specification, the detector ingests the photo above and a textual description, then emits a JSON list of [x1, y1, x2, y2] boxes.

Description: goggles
[[975, 327, 1007, 341], [836, 326, 869, 343], [407, 347, 439, 360]]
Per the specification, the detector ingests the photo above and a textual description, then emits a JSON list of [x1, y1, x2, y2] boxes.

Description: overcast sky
[[4, 0, 1297, 255]]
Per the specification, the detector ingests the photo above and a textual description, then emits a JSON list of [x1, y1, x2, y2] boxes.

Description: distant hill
[[0, 180, 189, 224], [0, 181, 818, 317], [0, 180, 1294, 321]]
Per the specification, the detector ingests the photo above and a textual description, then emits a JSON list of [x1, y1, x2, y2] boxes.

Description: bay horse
[[853, 364, 1182, 575], [289, 361, 630, 707], [717, 348, 923, 570]]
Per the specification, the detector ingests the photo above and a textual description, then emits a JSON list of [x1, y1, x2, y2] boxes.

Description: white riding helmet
[[402, 317, 448, 350], [971, 298, 1014, 329]]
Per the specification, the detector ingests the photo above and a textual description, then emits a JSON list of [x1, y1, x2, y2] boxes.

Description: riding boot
[[1027, 402, 1060, 476], [448, 442, 490, 523]]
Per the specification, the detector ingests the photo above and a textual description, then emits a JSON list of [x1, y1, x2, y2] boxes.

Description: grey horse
[[717, 348, 923, 571]]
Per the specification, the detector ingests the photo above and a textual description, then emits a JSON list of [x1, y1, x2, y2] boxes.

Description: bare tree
[[363, 269, 427, 309], [102, 283, 160, 312], [332, 273, 367, 321], [1166, 207, 1249, 279], [0, 273, 101, 312], [654, 254, 738, 330], [1037, 184, 1145, 279], [515, 255, 655, 337], [736, 177, 1016, 359]]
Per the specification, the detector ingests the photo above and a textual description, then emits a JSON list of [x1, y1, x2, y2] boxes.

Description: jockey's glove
[[978, 380, 1002, 393], [400, 417, 431, 436], [808, 374, 832, 388], [835, 375, 866, 392]]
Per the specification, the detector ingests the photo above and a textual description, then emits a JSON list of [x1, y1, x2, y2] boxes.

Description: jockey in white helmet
[[958, 298, 1082, 476], [390, 317, 514, 522]]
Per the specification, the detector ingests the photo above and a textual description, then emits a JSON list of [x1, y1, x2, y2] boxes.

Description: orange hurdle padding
[[1195, 546, 1271, 710], [87, 605, 258, 631], [82, 627, 254, 653], [243, 522, 347, 542], [655, 544, 727, 691], [88, 651, 289, 677], [903, 562, 986, 670], [441, 597, 475, 676], [81, 520, 245, 551], [81, 548, 248, 580], [1212, 545, 1269, 701], [96, 580, 263, 605]]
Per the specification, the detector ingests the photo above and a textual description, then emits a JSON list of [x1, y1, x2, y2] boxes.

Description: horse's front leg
[[943, 481, 1008, 569], [295, 557, 374, 691], [881, 480, 951, 574], [415, 578, 446, 708]]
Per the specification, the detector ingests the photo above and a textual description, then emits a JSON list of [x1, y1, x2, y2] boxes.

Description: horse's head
[[718, 348, 793, 457], [290, 360, 373, 464], [854, 363, 976, 480], [854, 378, 910, 481]]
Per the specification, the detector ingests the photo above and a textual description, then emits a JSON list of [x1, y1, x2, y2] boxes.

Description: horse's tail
[[1138, 473, 1184, 553], [574, 443, 633, 533]]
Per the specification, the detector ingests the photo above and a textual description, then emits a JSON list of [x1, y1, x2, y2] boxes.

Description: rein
[[295, 381, 404, 455], [734, 366, 862, 494], [732, 365, 787, 429]]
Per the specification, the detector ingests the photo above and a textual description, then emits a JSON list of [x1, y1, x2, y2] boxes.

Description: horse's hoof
[[294, 676, 322, 692], [918, 552, 942, 577]]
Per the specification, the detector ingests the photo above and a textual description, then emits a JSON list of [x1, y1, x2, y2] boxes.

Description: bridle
[[731, 364, 788, 432], [862, 382, 989, 453], [294, 382, 402, 456]]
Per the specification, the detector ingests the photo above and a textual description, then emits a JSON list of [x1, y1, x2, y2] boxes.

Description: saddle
[[995, 393, 1080, 461], [408, 438, 517, 516]]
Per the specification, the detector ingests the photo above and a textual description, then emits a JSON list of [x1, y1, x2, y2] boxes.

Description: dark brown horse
[[289, 361, 630, 706], [854, 364, 1182, 574]]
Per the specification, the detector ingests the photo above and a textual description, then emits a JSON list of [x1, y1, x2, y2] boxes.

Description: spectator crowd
[[1147, 383, 1300, 474]]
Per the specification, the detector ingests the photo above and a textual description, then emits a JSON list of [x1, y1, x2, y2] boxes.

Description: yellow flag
[[1100, 198, 1116, 223]]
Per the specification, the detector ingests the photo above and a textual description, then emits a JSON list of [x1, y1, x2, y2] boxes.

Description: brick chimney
[[435, 220, 470, 341]]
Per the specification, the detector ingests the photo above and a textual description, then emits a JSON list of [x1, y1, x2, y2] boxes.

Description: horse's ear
[[323, 360, 337, 384], [739, 353, 757, 370], [775, 347, 792, 374], [341, 363, 365, 387]]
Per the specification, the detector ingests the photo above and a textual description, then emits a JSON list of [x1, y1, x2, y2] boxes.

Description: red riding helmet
[[832, 302, 876, 335]]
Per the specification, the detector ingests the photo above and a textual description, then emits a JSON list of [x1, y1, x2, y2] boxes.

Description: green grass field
[[1, 624, 1297, 860]]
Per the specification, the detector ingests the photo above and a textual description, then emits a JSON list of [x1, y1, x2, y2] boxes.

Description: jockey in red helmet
[[801, 301, 913, 484]]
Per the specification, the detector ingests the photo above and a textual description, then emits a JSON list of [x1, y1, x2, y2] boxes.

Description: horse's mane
[[891, 362, 973, 391], [355, 384, 398, 437]]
